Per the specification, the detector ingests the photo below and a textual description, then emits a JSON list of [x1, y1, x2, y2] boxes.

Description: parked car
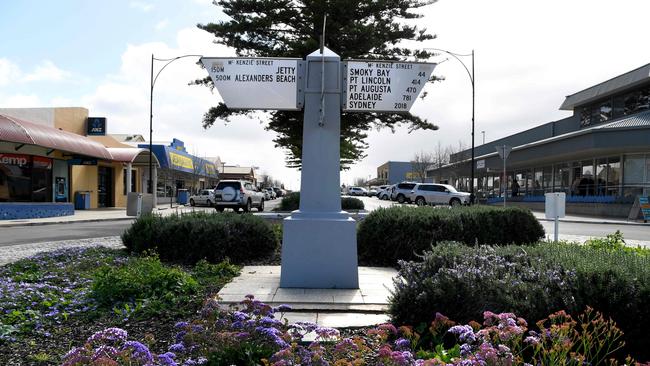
[[390, 182, 417, 203], [189, 189, 215, 206], [262, 189, 271, 200], [376, 185, 391, 200], [273, 187, 284, 198], [368, 187, 378, 197], [347, 186, 368, 196], [407, 183, 471, 207], [265, 187, 277, 200], [213, 180, 265, 212]]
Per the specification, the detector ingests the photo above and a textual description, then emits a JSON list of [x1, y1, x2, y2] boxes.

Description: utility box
[[127, 192, 154, 217], [74, 191, 91, 210], [177, 189, 189, 205], [545, 192, 566, 219]]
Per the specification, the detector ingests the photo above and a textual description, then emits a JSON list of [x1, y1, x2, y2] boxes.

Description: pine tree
[[195, 0, 439, 169]]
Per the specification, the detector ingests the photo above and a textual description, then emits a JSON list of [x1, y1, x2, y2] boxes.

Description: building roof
[[559, 63, 650, 110], [0, 114, 113, 160], [106, 147, 160, 166]]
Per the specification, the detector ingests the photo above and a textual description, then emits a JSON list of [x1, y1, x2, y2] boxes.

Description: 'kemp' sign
[[87, 117, 107, 136]]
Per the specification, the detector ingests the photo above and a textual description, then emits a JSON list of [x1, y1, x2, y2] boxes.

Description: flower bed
[[0, 247, 239, 365], [62, 296, 645, 365]]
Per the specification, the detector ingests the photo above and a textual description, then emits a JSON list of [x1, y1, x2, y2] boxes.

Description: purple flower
[[233, 311, 249, 321], [315, 326, 339, 339], [175, 321, 189, 329], [158, 352, 178, 366], [86, 327, 128, 345], [395, 337, 411, 350], [170, 343, 186, 353], [449, 325, 477, 343], [121, 340, 153, 363], [275, 304, 292, 312]]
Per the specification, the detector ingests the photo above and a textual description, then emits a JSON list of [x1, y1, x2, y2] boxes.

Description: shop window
[[554, 164, 569, 193], [596, 159, 607, 195], [0, 154, 51, 202], [540, 167, 551, 192], [607, 157, 621, 196]]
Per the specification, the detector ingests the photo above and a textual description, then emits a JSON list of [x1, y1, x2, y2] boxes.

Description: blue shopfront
[[140, 139, 219, 202]]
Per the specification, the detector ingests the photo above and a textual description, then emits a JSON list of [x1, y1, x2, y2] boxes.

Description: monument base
[[280, 211, 359, 289]]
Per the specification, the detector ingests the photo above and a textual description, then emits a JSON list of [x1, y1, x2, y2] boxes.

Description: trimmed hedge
[[357, 205, 544, 266], [389, 242, 650, 360], [121, 212, 278, 264], [275, 192, 365, 211]]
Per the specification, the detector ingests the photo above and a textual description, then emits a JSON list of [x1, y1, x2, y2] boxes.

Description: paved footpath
[[0, 236, 124, 266]]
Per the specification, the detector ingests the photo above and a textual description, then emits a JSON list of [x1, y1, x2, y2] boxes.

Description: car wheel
[[243, 200, 251, 213], [397, 194, 406, 204], [450, 198, 461, 207], [258, 199, 265, 212], [206, 199, 212, 207], [415, 197, 426, 206], [189, 199, 195, 206], [216, 207, 224, 212]]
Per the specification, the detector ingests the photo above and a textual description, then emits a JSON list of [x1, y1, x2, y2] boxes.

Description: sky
[[1, 0, 649, 190]]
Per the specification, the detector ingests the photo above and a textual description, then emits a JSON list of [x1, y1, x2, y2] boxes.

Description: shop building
[[375, 161, 429, 185], [426, 63, 650, 217], [139, 139, 219, 203], [0, 108, 159, 218]]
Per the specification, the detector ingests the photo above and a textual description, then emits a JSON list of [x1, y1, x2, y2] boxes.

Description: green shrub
[[91, 254, 199, 315], [357, 205, 544, 266], [121, 212, 278, 264], [275, 192, 364, 211], [389, 241, 650, 359]]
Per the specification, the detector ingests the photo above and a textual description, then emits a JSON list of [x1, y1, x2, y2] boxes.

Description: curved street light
[[425, 48, 475, 204], [148, 54, 203, 206]]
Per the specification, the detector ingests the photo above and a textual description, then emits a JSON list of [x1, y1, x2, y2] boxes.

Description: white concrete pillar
[[280, 47, 358, 289], [126, 163, 133, 194]]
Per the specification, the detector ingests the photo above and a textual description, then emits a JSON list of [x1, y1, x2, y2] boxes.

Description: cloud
[[22, 60, 72, 82], [155, 19, 169, 31], [0, 58, 21, 86], [129, 1, 154, 12]]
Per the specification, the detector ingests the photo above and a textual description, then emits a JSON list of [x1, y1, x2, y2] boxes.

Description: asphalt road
[[1, 195, 648, 246]]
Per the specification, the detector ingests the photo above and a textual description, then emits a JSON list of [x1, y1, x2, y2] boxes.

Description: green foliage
[[357, 205, 544, 266], [389, 240, 650, 359], [584, 230, 650, 255], [275, 192, 364, 211], [121, 212, 279, 264], [195, 0, 440, 168], [91, 254, 199, 316]]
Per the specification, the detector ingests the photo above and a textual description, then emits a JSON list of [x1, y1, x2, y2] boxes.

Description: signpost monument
[[202, 48, 435, 288]]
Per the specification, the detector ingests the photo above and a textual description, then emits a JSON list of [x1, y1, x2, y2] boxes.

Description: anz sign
[[87, 117, 107, 136]]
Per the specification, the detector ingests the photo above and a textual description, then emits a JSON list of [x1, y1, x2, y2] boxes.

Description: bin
[[177, 189, 189, 205], [74, 191, 91, 210]]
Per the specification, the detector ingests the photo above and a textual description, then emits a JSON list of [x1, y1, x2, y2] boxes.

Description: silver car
[[213, 180, 265, 212], [189, 189, 215, 206], [390, 182, 417, 203], [408, 183, 471, 207]]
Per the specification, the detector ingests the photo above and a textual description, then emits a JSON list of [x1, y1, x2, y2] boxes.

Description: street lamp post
[[425, 48, 475, 204], [148, 54, 202, 204]]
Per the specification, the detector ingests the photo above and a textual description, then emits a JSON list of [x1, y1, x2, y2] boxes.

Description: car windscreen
[[444, 185, 457, 192], [216, 181, 241, 190]]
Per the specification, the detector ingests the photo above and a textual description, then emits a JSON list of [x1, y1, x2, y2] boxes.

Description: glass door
[[98, 166, 113, 207]]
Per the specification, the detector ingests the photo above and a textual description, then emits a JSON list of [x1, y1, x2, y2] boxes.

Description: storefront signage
[[640, 197, 650, 221], [169, 152, 194, 170], [476, 159, 486, 169], [0, 153, 29, 167], [343, 61, 435, 112], [205, 163, 216, 176], [201, 57, 302, 110], [87, 117, 107, 136]]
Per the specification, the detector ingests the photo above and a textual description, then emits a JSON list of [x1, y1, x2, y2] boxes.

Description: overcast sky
[[1, 0, 649, 190]]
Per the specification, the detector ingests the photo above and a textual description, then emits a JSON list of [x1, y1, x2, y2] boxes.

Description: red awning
[[0, 114, 113, 160]]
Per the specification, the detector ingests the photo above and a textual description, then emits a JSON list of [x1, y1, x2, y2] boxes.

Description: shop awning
[[106, 147, 160, 166], [0, 114, 113, 160]]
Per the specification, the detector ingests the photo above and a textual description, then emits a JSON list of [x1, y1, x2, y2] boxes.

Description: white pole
[[554, 215, 559, 242]]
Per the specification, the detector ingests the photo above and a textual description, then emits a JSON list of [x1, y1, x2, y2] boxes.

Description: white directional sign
[[343, 60, 436, 112], [201, 57, 302, 110]]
